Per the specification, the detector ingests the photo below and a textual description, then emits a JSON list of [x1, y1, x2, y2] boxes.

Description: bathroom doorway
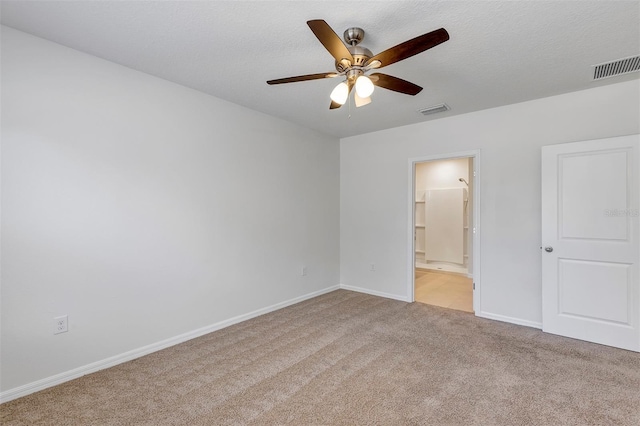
[[409, 152, 479, 313]]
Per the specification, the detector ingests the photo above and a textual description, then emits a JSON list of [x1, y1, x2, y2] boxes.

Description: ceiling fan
[[267, 20, 449, 109]]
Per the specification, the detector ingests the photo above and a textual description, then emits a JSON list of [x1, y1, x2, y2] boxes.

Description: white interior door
[[541, 135, 640, 351]]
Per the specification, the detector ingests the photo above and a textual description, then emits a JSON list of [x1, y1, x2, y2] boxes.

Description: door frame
[[407, 150, 481, 313]]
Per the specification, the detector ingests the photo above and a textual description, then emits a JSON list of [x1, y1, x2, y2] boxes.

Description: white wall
[[340, 79, 640, 325], [1, 27, 340, 393]]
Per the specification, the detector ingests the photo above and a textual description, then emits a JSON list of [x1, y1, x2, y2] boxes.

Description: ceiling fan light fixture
[[355, 75, 375, 98], [330, 81, 349, 105]]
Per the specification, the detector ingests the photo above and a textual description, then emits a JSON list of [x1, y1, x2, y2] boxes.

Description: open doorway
[[409, 152, 479, 313]]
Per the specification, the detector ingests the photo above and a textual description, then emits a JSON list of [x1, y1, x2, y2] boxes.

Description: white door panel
[[542, 135, 639, 351], [559, 151, 629, 240], [558, 259, 630, 324]]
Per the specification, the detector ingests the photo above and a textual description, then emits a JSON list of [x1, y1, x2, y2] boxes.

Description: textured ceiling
[[2, 1, 639, 138]]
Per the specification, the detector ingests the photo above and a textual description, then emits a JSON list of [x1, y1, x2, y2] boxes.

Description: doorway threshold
[[416, 261, 467, 275]]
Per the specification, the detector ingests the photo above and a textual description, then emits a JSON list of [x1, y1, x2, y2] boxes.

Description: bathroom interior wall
[[415, 158, 470, 269], [416, 158, 469, 193]]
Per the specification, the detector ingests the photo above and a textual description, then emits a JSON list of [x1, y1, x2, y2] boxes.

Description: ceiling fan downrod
[[343, 27, 365, 46], [335, 27, 373, 72]]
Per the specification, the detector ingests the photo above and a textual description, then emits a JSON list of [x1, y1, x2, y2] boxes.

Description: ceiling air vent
[[418, 103, 450, 116], [593, 55, 640, 80]]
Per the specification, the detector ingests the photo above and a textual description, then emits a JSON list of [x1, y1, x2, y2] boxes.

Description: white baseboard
[[476, 311, 543, 329], [0, 285, 340, 404], [339, 284, 410, 302]]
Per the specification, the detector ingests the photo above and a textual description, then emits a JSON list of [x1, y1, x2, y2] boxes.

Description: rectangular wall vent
[[593, 55, 640, 80], [418, 103, 450, 116]]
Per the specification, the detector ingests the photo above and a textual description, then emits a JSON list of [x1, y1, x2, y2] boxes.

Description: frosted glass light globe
[[330, 81, 349, 105], [355, 75, 374, 98]]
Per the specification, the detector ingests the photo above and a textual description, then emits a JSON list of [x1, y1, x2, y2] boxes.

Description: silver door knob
[[544, 246, 553, 253]]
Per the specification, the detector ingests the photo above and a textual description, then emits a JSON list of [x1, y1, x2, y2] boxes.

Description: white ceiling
[[2, 1, 639, 138]]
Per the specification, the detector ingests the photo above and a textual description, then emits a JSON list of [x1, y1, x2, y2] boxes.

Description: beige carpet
[[2, 290, 639, 425]]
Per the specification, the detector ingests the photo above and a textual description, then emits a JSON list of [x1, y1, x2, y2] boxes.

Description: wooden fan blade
[[370, 73, 423, 95], [307, 20, 354, 64], [267, 72, 337, 85], [367, 28, 449, 68]]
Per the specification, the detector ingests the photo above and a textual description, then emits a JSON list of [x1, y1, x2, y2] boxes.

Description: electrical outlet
[[370, 263, 375, 272], [301, 266, 307, 276], [54, 315, 68, 335]]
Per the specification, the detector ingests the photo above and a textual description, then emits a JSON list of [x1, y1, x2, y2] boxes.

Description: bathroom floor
[[415, 269, 473, 313]]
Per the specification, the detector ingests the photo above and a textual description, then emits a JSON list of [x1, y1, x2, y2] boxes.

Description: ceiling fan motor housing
[[335, 27, 372, 71]]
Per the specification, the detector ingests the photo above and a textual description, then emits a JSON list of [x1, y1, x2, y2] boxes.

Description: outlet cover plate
[[54, 315, 68, 334]]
